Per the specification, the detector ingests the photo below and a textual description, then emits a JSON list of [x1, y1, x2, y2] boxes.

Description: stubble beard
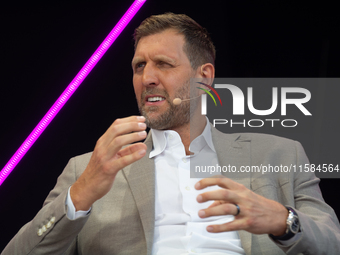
[[138, 79, 199, 130]]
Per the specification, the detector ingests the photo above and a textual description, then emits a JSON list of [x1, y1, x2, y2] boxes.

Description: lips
[[144, 95, 166, 106]]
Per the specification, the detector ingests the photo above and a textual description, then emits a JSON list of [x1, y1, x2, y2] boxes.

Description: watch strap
[[269, 206, 299, 241]]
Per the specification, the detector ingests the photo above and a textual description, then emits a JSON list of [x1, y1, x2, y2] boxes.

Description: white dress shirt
[[149, 121, 245, 255]]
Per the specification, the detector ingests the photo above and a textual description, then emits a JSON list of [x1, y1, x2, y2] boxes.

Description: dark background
[[0, 0, 339, 250]]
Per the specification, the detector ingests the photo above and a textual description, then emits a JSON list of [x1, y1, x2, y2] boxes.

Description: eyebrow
[[131, 55, 177, 68], [154, 55, 177, 65], [131, 57, 143, 68]]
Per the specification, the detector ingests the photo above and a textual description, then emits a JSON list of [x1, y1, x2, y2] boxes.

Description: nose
[[142, 63, 159, 87]]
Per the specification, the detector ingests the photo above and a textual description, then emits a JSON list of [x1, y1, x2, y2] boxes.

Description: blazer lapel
[[122, 134, 155, 255], [211, 126, 253, 255]]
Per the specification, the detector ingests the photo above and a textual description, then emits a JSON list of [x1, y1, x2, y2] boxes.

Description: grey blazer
[[2, 127, 340, 255]]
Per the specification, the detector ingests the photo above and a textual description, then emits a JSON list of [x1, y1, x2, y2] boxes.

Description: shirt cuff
[[66, 186, 91, 220]]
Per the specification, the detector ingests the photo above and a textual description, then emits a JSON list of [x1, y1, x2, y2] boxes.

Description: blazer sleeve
[[1, 155, 91, 255], [274, 141, 340, 254]]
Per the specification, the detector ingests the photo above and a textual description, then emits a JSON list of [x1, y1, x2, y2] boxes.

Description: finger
[[107, 116, 146, 134], [109, 144, 147, 172], [113, 115, 145, 124], [198, 203, 240, 218], [207, 200, 224, 208], [196, 189, 238, 203], [100, 118, 146, 146], [107, 117, 146, 138], [206, 218, 248, 233], [195, 177, 241, 191], [107, 130, 147, 156], [116, 143, 147, 158]]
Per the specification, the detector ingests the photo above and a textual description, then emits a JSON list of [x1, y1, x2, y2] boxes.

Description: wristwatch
[[270, 206, 300, 241]]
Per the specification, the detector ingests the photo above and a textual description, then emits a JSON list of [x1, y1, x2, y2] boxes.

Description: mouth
[[145, 95, 166, 106]]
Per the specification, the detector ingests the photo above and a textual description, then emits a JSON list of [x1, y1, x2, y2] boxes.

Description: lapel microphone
[[173, 95, 201, 105]]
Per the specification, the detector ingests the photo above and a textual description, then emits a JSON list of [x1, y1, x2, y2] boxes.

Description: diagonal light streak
[[0, 0, 147, 186]]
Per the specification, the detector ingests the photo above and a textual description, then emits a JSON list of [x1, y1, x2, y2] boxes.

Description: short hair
[[133, 13, 216, 69]]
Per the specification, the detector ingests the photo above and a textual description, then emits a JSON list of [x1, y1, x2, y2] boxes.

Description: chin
[[140, 103, 189, 130], [143, 114, 170, 130]]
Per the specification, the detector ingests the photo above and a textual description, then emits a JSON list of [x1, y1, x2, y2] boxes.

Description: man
[[2, 13, 340, 255]]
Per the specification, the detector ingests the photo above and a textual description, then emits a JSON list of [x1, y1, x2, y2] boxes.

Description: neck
[[171, 114, 207, 155]]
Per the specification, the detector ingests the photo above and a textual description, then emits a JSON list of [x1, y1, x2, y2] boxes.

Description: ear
[[194, 63, 214, 94], [197, 63, 215, 87], [199, 63, 215, 79]]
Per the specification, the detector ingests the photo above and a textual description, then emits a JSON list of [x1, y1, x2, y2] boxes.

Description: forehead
[[133, 29, 188, 61]]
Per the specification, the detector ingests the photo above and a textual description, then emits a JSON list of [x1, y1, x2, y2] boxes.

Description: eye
[[134, 62, 145, 72], [158, 61, 172, 67]]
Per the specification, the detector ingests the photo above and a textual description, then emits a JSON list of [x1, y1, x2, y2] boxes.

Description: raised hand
[[70, 116, 147, 211]]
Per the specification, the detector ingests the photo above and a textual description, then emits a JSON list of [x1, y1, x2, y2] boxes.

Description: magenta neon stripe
[[0, 0, 147, 186]]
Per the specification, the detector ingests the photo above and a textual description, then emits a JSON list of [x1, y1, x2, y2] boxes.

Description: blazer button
[[37, 229, 43, 236], [46, 221, 52, 228], [41, 225, 47, 233]]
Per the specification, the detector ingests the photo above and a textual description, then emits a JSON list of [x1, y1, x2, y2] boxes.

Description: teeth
[[147, 97, 165, 102]]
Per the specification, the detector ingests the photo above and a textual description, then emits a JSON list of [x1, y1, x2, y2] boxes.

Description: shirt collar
[[149, 117, 216, 158], [190, 118, 216, 154]]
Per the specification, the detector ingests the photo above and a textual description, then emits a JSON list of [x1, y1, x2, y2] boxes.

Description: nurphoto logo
[[196, 78, 314, 129]]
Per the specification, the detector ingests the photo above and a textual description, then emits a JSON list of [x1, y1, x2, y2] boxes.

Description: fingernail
[[138, 123, 146, 128], [197, 195, 202, 202], [139, 149, 146, 155], [207, 226, 213, 232], [198, 210, 205, 217], [138, 131, 147, 137], [137, 116, 145, 121], [195, 182, 200, 189]]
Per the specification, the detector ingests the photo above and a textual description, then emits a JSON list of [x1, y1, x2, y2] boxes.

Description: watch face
[[291, 217, 300, 233]]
